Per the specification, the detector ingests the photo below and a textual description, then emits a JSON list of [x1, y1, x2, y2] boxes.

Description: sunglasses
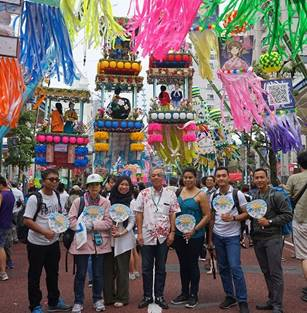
[[46, 177, 60, 182]]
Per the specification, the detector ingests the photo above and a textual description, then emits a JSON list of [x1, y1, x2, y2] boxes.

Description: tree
[[4, 110, 36, 180]]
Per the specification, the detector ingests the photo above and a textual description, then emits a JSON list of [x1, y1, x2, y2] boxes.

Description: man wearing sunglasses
[[24, 169, 71, 313]]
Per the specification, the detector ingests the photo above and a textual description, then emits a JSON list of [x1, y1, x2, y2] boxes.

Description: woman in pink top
[[69, 174, 112, 313]]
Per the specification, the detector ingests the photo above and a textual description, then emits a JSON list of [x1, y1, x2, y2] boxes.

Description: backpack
[[16, 191, 62, 244], [269, 187, 293, 236]]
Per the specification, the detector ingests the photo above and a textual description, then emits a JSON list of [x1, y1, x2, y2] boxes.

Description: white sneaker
[[0, 272, 8, 281], [129, 273, 136, 280], [94, 300, 105, 312], [114, 302, 124, 307], [71, 303, 83, 313], [133, 271, 141, 278]]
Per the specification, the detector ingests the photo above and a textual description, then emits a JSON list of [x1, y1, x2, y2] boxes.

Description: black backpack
[[17, 191, 61, 244]]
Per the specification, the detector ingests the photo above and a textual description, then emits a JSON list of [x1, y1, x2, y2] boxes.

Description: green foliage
[[4, 110, 36, 171]]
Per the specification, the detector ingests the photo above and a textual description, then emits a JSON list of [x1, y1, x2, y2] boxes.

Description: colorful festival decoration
[[259, 52, 283, 74]]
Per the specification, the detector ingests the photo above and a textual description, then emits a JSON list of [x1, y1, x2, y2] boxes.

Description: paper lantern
[[97, 120, 104, 128], [112, 121, 119, 128], [130, 132, 145, 141], [117, 61, 124, 69], [37, 134, 46, 143], [62, 136, 69, 144], [110, 61, 116, 68], [124, 62, 131, 69], [132, 63, 140, 71], [46, 135, 53, 143], [127, 121, 134, 128], [83, 137, 89, 144], [168, 54, 175, 61], [101, 60, 109, 69], [69, 136, 77, 144], [77, 137, 85, 145], [175, 55, 182, 62], [130, 143, 145, 151], [105, 121, 112, 128], [121, 121, 127, 128], [53, 136, 61, 144], [95, 143, 109, 152], [135, 121, 143, 129], [94, 131, 109, 141]]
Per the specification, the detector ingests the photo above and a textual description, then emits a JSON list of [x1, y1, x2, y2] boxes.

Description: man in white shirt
[[209, 167, 250, 313], [133, 168, 180, 309], [11, 182, 24, 243]]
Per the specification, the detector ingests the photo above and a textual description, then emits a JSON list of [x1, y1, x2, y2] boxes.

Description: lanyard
[[151, 187, 163, 213]]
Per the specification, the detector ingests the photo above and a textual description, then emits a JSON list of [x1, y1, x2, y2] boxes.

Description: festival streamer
[[19, 1, 78, 85], [129, 0, 202, 59]]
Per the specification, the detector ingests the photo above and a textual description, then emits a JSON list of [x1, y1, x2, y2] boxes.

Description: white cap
[[71, 185, 81, 191], [86, 174, 103, 185]]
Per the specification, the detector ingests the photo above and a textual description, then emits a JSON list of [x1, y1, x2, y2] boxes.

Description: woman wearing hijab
[[103, 176, 136, 307]]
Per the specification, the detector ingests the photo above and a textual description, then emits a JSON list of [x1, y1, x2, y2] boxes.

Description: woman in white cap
[[69, 174, 112, 313]]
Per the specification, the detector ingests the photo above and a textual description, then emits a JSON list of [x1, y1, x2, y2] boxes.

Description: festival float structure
[[147, 50, 198, 165], [94, 17, 145, 170], [34, 87, 90, 173]]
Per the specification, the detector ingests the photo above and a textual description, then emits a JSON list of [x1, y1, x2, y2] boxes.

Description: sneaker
[[129, 273, 136, 280], [155, 297, 169, 309], [219, 296, 237, 309], [171, 294, 189, 305], [0, 272, 8, 281], [47, 298, 72, 312], [88, 280, 93, 288], [185, 295, 198, 309], [239, 302, 250, 313], [32, 306, 43, 313], [71, 303, 83, 313], [134, 271, 141, 278], [114, 302, 124, 307], [138, 297, 153, 308], [94, 300, 105, 312]]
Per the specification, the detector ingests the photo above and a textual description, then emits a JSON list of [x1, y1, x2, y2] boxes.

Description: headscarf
[[109, 176, 133, 206]]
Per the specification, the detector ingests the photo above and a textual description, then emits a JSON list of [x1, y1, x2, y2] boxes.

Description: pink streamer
[[129, 0, 202, 59], [217, 70, 269, 132]]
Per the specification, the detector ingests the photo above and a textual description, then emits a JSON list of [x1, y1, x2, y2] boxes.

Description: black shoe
[[171, 294, 189, 305], [256, 303, 273, 310], [239, 302, 250, 313], [219, 296, 237, 309], [302, 287, 307, 294], [185, 295, 198, 309], [155, 297, 169, 309], [301, 293, 307, 302], [138, 297, 153, 308]]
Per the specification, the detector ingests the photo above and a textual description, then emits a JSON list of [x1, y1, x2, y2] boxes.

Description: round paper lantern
[[37, 134, 46, 143], [124, 62, 131, 69], [187, 113, 194, 119], [158, 113, 165, 120], [175, 54, 182, 62], [135, 121, 142, 129], [105, 121, 112, 128], [46, 135, 53, 143], [77, 137, 85, 145], [62, 136, 69, 144], [127, 121, 134, 128], [112, 121, 119, 128], [173, 112, 179, 119], [53, 136, 61, 144], [69, 136, 77, 144], [97, 120, 104, 128], [182, 54, 189, 62], [165, 113, 172, 120], [259, 52, 282, 73], [110, 61, 116, 68], [117, 61, 124, 69], [121, 121, 127, 128], [131, 63, 140, 71], [102, 60, 109, 68], [151, 113, 158, 119], [83, 137, 89, 144], [168, 54, 175, 62], [180, 112, 187, 119]]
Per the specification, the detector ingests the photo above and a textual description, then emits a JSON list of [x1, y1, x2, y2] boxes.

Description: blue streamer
[[19, 1, 78, 85]]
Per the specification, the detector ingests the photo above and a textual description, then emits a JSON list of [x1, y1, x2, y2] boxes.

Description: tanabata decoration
[[61, 0, 126, 47], [0, 57, 25, 128], [19, 1, 78, 85], [128, 0, 202, 59]]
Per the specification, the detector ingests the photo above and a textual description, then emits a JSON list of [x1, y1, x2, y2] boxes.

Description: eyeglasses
[[46, 177, 60, 182]]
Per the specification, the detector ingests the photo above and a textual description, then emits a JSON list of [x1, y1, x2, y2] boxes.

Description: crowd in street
[[0, 151, 307, 313]]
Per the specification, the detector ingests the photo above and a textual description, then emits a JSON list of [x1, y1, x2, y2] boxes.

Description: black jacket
[[251, 187, 293, 241]]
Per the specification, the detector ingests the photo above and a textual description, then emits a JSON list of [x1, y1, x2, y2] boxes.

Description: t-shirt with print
[[24, 190, 61, 246], [211, 186, 247, 237]]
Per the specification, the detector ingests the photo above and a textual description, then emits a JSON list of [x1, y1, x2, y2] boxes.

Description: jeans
[[174, 236, 203, 296], [74, 254, 104, 304], [213, 233, 248, 302], [87, 256, 93, 282], [27, 241, 60, 310], [141, 241, 169, 298], [254, 238, 283, 310]]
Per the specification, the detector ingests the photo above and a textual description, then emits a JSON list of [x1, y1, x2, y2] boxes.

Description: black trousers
[[174, 236, 203, 297], [27, 241, 61, 310], [254, 238, 284, 311]]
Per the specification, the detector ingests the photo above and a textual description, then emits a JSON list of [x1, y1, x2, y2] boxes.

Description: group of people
[[0, 150, 306, 313]]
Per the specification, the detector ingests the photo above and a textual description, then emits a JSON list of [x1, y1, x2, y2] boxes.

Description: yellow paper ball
[[131, 63, 140, 71], [130, 143, 145, 151], [117, 61, 124, 69], [94, 131, 109, 141], [124, 62, 132, 69], [101, 60, 109, 68], [95, 143, 109, 152], [110, 61, 116, 68]]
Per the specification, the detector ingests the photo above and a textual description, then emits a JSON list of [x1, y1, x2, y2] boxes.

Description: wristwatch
[[268, 219, 273, 225]]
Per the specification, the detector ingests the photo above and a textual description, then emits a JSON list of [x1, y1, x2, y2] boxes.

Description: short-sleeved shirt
[[24, 190, 61, 245], [132, 187, 180, 245], [12, 187, 24, 214], [0, 190, 15, 229], [210, 186, 247, 237]]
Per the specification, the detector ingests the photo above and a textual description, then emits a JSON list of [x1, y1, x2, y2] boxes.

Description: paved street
[[0, 242, 306, 313]]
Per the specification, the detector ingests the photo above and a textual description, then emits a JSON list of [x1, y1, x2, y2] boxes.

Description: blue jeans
[[74, 254, 104, 304], [213, 233, 247, 302], [141, 241, 168, 298], [87, 256, 93, 282]]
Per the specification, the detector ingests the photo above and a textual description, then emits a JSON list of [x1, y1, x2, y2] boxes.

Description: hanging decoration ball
[[223, 10, 248, 34], [124, 62, 132, 69], [62, 136, 69, 144], [135, 121, 143, 129], [110, 61, 117, 68], [69, 136, 77, 144], [97, 120, 104, 128], [130, 143, 145, 151], [130, 132, 145, 141], [77, 137, 85, 145], [121, 121, 128, 128], [175, 54, 182, 62], [83, 137, 89, 144], [131, 62, 140, 71], [105, 121, 112, 128], [95, 143, 109, 152], [46, 135, 53, 143], [101, 60, 109, 69], [53, 136, 61, 144], [37, 134, 46, 143], [94, 131, 109, 141], [259, 52, 282, 73], [168, 54, 175, 61], [117, 61, 124, 69]]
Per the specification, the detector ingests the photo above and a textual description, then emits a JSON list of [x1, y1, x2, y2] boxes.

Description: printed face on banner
[[219, 36, 254, 71], [261, 79, 295, 110]]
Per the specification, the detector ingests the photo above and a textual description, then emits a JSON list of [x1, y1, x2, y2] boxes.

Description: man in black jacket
[[251, 168, 292, 313]]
